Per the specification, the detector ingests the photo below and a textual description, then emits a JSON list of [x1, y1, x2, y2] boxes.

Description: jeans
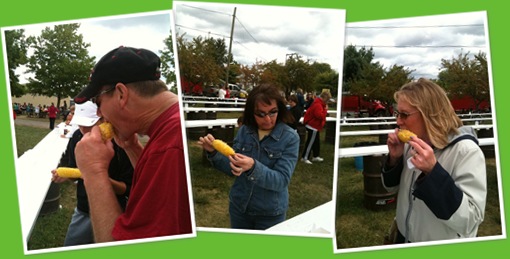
[[229, 203, 286, 230], [64, 207, 94, 246]]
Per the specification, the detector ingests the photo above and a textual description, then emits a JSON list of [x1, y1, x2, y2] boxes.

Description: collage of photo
[[2, 0, 504, 256]]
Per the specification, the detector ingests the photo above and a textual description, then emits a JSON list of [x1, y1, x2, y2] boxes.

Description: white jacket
[[382, 126, 487, 243]]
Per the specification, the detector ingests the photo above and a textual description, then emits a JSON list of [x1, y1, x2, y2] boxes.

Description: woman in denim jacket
[[199, 84, 300, 230]]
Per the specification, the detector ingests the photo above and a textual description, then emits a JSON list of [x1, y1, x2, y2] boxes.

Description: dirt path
[[14, 116, 53, 129]]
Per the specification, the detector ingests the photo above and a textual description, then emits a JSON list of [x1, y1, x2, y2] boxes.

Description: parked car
[[228, 83, 248, 98], [203, 85, 220, 97]]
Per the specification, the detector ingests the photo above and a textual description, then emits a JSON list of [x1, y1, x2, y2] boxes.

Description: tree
[[4, 29, 29, 97], [342, 45, 375, 92], [177, 34, 226, 90], [310, 62, 338, 96], [379, 65, 414, 102], [25, 23, 95, 109], [160, 32, 177, 93], [261, 60, 286, 91], [438, 51, 489, 111], [238, 61, 264, 90], [314, 70, 339, 96], [349, 61, 385, 98], [284, 54, 314, 96]]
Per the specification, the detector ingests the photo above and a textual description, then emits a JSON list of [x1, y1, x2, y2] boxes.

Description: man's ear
[[115, 83, 129, 107]]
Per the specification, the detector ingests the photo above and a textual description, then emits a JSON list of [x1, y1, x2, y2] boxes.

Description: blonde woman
[[382, 78, 486, 243]]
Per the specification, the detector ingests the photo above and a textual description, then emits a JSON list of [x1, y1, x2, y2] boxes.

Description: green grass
[[335, 129, 502, 249], [27, 181, 76, 250], [14, 125, 51, 156], [14, 124, 76, 250]]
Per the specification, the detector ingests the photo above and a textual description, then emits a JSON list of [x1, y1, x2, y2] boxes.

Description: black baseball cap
[[74, 46, 161, 104]]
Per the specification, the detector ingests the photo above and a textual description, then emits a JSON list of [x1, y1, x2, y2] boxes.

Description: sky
[[3, 10, 173, 84], [344, 11, 489, 80], [173, 1, 346, 72]]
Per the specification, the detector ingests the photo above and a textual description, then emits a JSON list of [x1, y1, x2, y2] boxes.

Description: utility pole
[[225, 7, 237, 88]]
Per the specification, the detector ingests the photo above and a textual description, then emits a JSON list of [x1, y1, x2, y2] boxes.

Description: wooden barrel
[[39, 182, 60, 216], [324, 120, 336, 144], [206, 111, 217, 120], [186, 111, 207, 141], [362, 155, 397, 211]]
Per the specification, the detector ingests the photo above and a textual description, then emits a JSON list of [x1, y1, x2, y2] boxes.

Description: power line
[[180, 4, 232, 17], [234, 17, 259, 44], [347, 24, 484, 29], [175, 24, 230, 39], [352, 45, 485, 49]]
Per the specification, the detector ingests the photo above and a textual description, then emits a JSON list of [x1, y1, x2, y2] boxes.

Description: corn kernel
[[56, 167, 81, 178], [397, 129, 417, 143], [99, 122, 114, 141], [212, 139, 235, 157]]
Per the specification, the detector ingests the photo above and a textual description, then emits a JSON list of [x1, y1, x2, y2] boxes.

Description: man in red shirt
[[73, 46, 193, 242], [47, 102, 59, 130]]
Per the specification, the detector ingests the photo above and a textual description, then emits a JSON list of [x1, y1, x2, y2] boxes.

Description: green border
[[1, 0, 507, 258]]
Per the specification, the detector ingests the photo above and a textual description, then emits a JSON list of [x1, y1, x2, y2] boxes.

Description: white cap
[[70, 101, 100, 127]]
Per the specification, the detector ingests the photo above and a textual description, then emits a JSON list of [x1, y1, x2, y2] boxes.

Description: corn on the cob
[[397, 129, 417, 143], [212, 139, 235, 157], [56, 167, 81, 178], [99, 122, 115, 141]]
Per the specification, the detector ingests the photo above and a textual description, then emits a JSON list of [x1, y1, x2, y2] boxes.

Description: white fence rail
[[338, 137, 495, 158]]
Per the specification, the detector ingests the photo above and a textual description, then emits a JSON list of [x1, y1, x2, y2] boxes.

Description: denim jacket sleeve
[[246, 127, 300, 192]]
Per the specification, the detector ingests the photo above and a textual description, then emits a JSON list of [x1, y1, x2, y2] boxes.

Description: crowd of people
[[12, 102, 71, 119], [13, 101, 73, 130]]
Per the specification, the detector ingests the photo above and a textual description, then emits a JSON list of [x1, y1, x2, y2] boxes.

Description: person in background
[[47, 102, 59, 130], [73, 46, 192, 242], [218, 85, 227, 99], [51, 101, 133, 246], [296, 88, 305, 109], [304, 92, 315, 110], [301, 91, 330, 164], [198, 84, 299, 230], [382, 78, 486, 243], [287, 94, 303, 131], [225, 85, 231, 98], [237, 115, 244, 128], [57, 106, 77, 138], [34, 104, 40, 118]]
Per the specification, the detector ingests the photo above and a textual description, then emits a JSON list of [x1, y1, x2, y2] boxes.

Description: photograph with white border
[[334, 11, 504, 253], [2, 10, 196, 254], [174, 0, 345, 238]]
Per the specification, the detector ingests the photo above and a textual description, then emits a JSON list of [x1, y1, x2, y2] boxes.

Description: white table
[[15, 128, 70, 243], [266, 201, 333, 237]]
